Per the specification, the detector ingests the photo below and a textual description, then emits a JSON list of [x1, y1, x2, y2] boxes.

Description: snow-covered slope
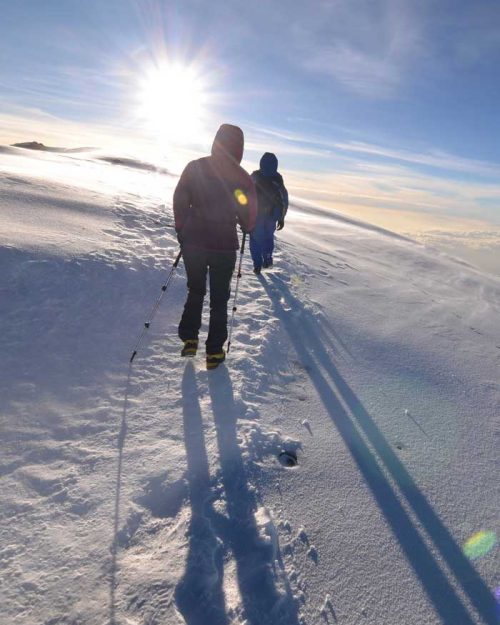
[[1, 147, 498, 625]]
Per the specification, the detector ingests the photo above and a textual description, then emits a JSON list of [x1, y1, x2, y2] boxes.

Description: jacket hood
[[211, 124, 244, 164], [259, 152, 278, 177]]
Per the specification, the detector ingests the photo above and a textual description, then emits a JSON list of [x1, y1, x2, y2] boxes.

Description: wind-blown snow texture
[[1, 146, 498, 625]]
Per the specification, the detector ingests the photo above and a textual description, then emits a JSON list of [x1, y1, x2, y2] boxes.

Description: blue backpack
[[253, 172, 285, 218]]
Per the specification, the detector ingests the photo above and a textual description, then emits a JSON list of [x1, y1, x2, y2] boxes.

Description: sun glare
[[138, 62, 209, 145]]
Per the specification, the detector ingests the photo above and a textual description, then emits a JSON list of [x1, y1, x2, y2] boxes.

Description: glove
[[276, 220, 285, 231], [176, 231, 184, 247]]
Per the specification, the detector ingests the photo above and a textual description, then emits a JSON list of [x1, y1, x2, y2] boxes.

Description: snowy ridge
[[1, 148, 498, 625]]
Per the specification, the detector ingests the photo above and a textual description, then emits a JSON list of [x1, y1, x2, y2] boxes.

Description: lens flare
[[234, 189, 248, 205], [463, 530, 497, 559]]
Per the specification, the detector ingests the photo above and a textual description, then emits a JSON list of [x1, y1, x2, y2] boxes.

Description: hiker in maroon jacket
[[173, 124, 257, 369]]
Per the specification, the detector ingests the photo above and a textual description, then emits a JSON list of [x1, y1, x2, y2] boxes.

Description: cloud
[[246, 122, 500, 183], [244, 134, 335, 162], [429, 3, 500, 69], [282, 152, 500, 226], [334, 141, 500, 178], [286, 0, 427, 97], [303, 43, 401, 97], [269, 0, 500, 98]]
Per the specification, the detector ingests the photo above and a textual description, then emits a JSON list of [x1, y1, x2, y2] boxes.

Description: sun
[[138, 61, 209, 145]]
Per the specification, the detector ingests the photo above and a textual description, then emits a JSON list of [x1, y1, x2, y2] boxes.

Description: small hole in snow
[[278, 451, 298, 467]]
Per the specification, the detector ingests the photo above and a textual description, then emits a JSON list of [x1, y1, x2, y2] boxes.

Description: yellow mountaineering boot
[[181, 340, 198, 357], [206, 351, 226, 370]]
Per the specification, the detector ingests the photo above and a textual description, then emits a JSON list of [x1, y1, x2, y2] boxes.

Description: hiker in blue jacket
[[250, 153, 288, 274]]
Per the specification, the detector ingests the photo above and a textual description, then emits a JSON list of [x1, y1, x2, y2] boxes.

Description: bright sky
[[1, 0, 500, 267]]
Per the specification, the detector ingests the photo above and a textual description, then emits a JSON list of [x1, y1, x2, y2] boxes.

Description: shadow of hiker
[[175, 362, 229, 625], [260, 273, 497, 625], [207, 366, 301, 625]]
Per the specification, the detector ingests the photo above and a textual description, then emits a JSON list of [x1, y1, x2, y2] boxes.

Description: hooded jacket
[[173, 124, 257, 251], [251, 152, 288, 220]]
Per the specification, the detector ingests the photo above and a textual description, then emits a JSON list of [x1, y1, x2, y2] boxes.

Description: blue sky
[[1, 0, 500, 252]]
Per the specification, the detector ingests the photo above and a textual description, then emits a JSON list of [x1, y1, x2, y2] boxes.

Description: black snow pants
[[178, 246, 237, 354]]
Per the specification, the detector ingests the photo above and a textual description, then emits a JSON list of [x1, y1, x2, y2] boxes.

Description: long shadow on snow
[[176, 362, 300, 625], [208, 366, 300, 625], [261, 273, 497, 625], [175, 362, 229, 625], [0, 245, 183, 430]]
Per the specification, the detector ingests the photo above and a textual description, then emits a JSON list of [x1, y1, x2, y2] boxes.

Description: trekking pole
[[129, 248, 182, 363], [227, 233, 247, 354]]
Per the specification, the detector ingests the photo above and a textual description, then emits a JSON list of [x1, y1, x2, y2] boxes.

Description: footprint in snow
[[136, 473, 187, 519]]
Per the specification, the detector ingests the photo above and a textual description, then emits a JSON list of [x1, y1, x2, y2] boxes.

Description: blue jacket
[[251, 152, 288, 221]]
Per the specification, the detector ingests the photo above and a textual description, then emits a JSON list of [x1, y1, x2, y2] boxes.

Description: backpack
[[253, 173, 285, 217]]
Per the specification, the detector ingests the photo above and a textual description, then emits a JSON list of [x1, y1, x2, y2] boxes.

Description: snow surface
[[1, 146, 498, 625]]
